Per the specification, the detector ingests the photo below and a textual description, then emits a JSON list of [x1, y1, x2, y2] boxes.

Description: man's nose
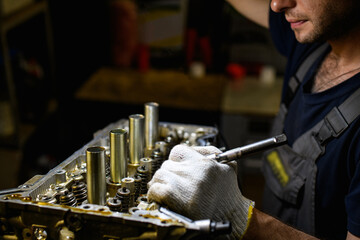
[[270, 0, 296, 12]]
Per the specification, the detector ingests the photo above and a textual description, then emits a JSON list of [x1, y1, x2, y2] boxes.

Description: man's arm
[[226, 0, 270, 28], [245, 209, 360, 240], [347, 232, 360, 240], [147, 145, 360, 239], [244, 208, 317, 239]]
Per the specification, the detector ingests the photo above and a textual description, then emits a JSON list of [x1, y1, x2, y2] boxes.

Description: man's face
[[271, 0, 360, 43]]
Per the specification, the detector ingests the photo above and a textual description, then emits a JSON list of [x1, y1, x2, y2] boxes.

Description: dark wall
[[49, 0, 111, 99]]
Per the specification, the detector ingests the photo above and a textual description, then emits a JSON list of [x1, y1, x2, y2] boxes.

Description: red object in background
[[226, 63, 247, 80], [185, 28, 213, 68], [199, 36, 212, 68], [185, 29, 197, 67], [137, 44, 150, 73], [110, 0, 138, 68]]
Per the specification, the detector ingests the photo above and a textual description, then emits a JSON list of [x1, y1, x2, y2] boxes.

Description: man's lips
[[286, 18, 307, 29]]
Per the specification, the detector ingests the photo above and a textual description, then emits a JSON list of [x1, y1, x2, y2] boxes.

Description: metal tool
[[209, 134, 287, 163], [159, 207, 231, 236]]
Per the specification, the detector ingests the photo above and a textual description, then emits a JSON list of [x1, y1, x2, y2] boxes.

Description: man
[[148, 0, 360, 239]]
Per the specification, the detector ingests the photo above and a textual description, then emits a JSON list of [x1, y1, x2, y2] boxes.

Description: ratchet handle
[[214, 134, 287, 163]]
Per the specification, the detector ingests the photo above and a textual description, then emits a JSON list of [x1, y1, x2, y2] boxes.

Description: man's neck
[[328, 28, 360, 67], [312, 28, 360, 93]]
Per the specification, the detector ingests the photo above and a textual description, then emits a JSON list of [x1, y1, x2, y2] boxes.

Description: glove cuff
[[225, 196, 255, 239]]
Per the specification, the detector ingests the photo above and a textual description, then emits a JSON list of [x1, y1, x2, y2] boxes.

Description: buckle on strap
[[288, 76, 300, 94], [325, 107, 349, 137], [313, 107, 349, 147]]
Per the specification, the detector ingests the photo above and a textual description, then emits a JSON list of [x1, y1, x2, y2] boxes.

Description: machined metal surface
[[0, 103, 225, 239], [145, 102, 159, 152], [213, 134, 288, 163], [129, 114, 145, 165], [109, 128, 128, 183], [86, 146, 106, 205]]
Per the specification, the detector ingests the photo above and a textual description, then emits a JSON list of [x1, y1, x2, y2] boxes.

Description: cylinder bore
[[86, 146, 106, 205]]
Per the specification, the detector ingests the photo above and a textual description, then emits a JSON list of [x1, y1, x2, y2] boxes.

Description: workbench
[[222, 76, 283, 116], [76, 67, 227, 112], [76, 66, 282, 150], [76, 67, 282, 114]]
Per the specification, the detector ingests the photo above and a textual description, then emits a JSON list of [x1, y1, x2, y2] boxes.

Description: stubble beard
[[294, 0, 360, 44]]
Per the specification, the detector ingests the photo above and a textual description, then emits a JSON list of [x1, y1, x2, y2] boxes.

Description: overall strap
[[272, 43, 329, 135], [284, 43, 329, 107], [293, 87, 360, 160]]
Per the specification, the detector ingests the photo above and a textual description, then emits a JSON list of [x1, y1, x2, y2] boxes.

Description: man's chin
[[294, 31, 319, 44]]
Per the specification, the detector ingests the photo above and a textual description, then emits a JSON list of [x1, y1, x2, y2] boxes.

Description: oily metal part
[[109, 128, 128, 183], [86, 146, 106, 205], [0, 112, 224, 239], [145, 102, 159, 152], [129, 114, 145, 165]]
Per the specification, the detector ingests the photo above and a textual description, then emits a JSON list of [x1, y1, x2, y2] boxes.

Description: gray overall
[[261, 43, 360, 236]]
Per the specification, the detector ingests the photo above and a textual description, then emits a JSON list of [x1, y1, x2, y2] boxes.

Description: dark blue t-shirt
[[269, 10, 360, 239]]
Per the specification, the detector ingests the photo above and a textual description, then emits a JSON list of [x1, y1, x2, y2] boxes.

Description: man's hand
[[147, 144, 254, 239]]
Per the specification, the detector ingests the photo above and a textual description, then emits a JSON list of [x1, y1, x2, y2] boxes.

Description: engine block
[[0, 103, 230, 239]]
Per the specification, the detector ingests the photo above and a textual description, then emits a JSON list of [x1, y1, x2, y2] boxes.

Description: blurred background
[[0, 0, 286, 208]]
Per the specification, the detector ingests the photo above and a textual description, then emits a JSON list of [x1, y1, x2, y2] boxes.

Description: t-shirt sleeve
[[269, 10, 296, 58], [345, 130, 360, 237], [346, 167, 360, 236]]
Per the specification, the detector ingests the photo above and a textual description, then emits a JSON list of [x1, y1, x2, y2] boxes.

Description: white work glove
[[147, 144, 255, 239]]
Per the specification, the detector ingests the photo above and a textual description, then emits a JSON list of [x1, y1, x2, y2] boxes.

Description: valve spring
[[151, 149, 163, 174], [59, 190, 77, 207], [136, 165, 149, 194], [106, 197, 122, 212], [38, 195, 57, 204], [71, 181, 87, 205], [116, 187, 131, 212], [133, 174, 142, 201], [54, 185, 68, 202]]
